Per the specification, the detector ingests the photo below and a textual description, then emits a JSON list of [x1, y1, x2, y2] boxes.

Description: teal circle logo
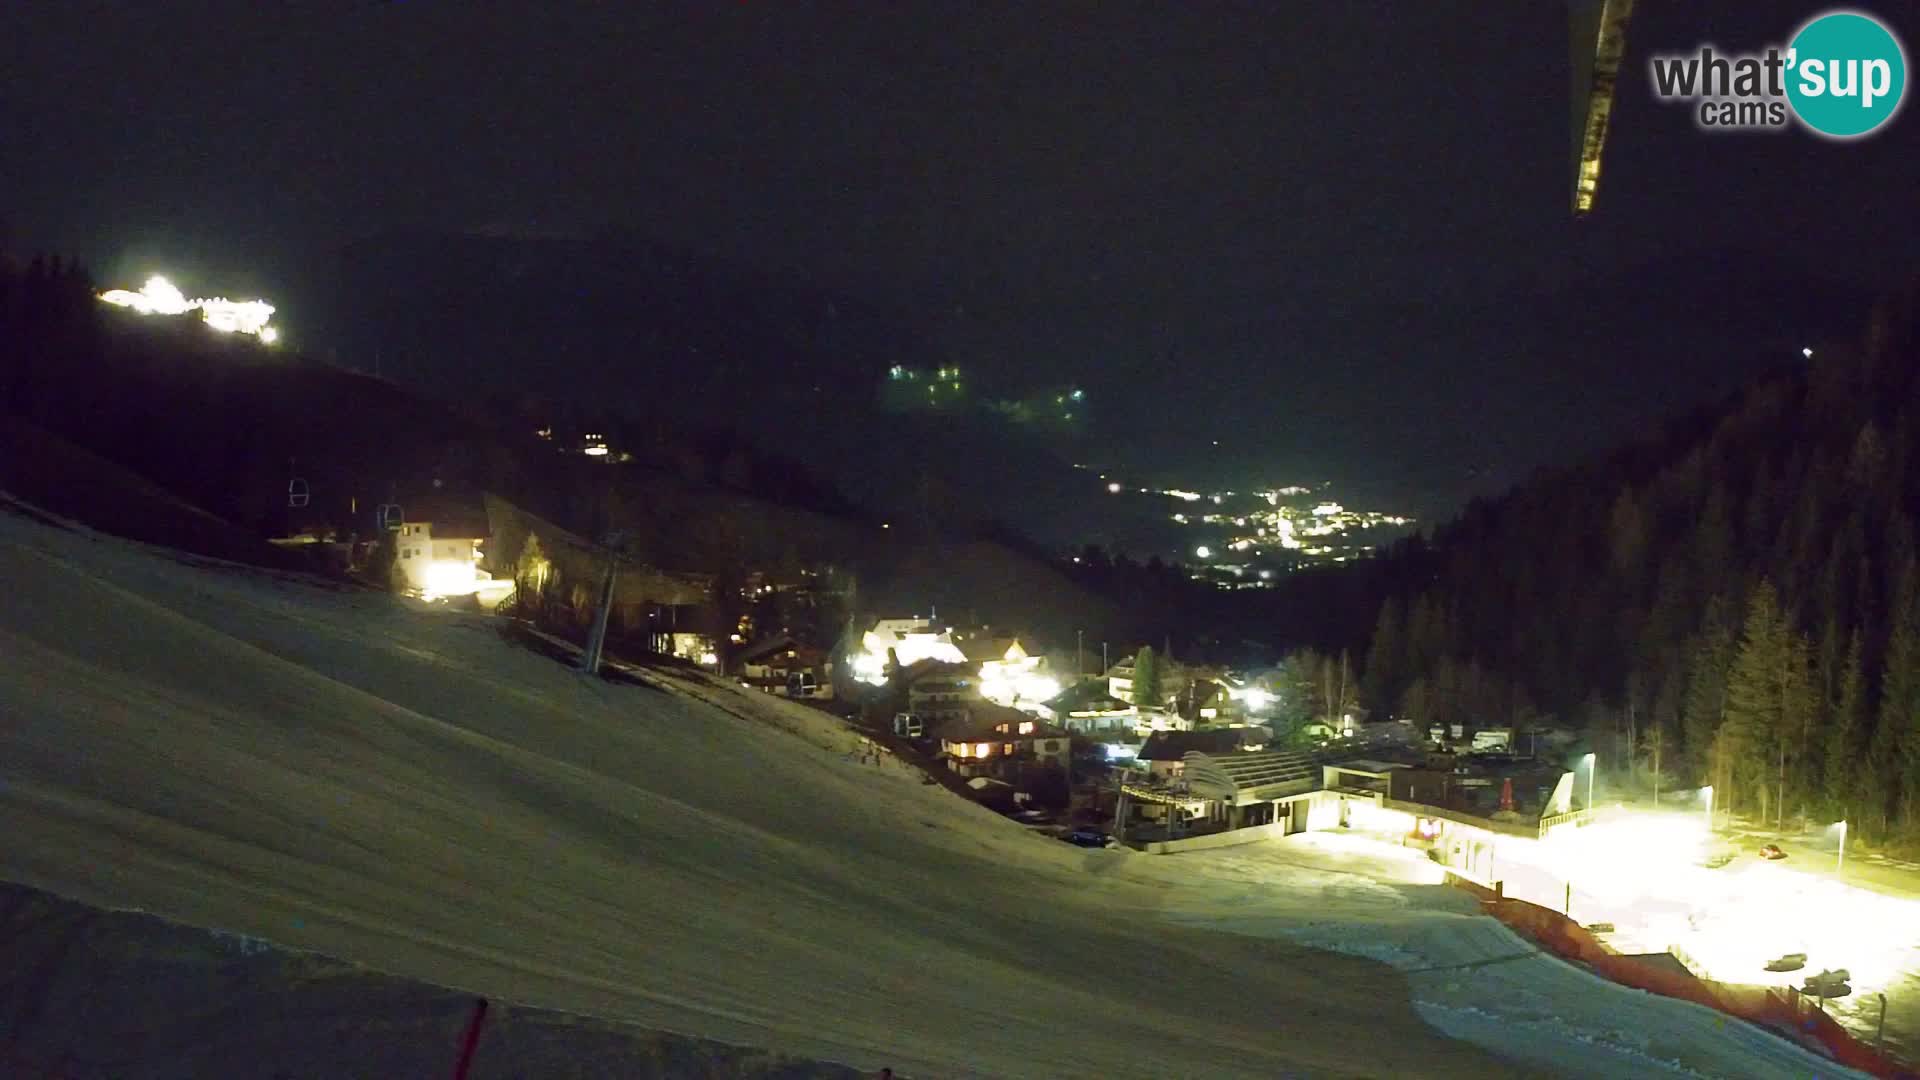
[[1786, 11, 1907, 138]]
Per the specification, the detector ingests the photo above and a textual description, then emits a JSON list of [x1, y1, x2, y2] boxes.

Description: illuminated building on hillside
[[98, 275, 280, 342], [851, 616, 967, 684], [880, 365, 971, 412], [985, 384, 1088, 435], [390, 495, 513, 604]]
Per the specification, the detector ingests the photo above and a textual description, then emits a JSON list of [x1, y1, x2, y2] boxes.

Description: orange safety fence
[[1445, 876, 1917, 1079]]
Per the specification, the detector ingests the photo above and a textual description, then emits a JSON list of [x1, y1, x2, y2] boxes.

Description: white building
[[392, 496, 506, 602], [851, 617, 966, 684], [964, 636, 1060, 709]]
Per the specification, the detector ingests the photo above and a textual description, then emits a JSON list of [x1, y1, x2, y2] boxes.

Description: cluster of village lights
[[98, 275, 280, 343]]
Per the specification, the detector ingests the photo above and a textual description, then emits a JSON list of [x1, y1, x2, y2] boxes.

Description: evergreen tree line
[[1341, 283, 1920, 841], [0, 253, 101, 419], [1267, 647, 1361, 746]]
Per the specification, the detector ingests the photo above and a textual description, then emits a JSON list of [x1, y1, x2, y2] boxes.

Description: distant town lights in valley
[[98, 275, 279, 341]]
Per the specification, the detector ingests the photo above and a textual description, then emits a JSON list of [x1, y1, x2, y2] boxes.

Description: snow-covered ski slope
[[0, 503, 1860, 1078]]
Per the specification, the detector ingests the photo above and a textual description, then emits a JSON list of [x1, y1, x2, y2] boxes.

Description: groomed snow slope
[[0, 504, 1858, 1078]]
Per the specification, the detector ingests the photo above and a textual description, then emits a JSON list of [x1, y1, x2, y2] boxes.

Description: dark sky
[[5, 2, 1918, 521]]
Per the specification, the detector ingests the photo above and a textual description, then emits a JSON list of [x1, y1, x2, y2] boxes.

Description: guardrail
[[1536, 807, 1599, 837]]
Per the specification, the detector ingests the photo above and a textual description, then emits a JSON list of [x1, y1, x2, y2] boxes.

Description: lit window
[[1018, 722, 1035, 735]]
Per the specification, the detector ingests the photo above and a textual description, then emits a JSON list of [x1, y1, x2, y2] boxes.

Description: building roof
[[1176, 679, 1231, 718], [867, 617, 937, 642], [1045, 680, 1128, 713], [1138, 729, 1252, 762], [900, 658, 975, 686], [1329, 758, 1409, 774], [937, 703, 1064, 743], [736, 634, 799, 665], [1183, 749, 1321, 803], [404, 492, 491, 539], [960, 636, 1024, 663]]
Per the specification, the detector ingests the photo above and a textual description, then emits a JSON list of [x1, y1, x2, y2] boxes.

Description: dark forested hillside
[[1335, 280, 1920, 842], [0, 248, 1143, 651]]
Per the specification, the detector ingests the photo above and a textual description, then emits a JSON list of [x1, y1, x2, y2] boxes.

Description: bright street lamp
[[1836, 820, 1848, 874], [1582, 752, 1597, 811]]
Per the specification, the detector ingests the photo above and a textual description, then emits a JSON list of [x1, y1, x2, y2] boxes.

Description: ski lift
[[286, 459, 311, 509], [378, 503, 405, 532]]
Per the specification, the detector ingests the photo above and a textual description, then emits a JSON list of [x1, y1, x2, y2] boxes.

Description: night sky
[[5, 2, 1918, 523]]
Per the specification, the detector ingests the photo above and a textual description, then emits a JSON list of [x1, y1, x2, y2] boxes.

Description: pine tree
[[1362, 598, 1405, 712], [1644, 719, 1669, 803], [1406, 593, 1445, 674], [1322, 649, 1356, 727], [1825, 630, 1866, 821], [1399, 676, 1433, 734], [1609, 489, 1648, 577], [515, 532, 553, 612], [1693, 488, 1736, 602], [1132, 646, 1161, 708], [1722, 582, 1815, 825], [1743, 458, 1776, 557], [1846, 423, 1888, 492], [1274, 650, 1321, 728], [1682, 597, 1736, 780], [1883, 564, 1920, 831]]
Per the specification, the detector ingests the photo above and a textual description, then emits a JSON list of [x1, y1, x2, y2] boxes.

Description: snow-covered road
[[0, 503, 1864, 1078]]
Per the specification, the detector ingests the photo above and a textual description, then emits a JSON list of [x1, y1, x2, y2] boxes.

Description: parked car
[[1759, 844, 1787, 860], [1063, 829, 1110, 849], [1765, 953, 1807, 972], [1803, 969, 1852, 998]]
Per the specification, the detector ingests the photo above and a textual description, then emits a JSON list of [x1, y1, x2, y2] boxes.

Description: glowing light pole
[[1583, 752, 1597, 811], [1702, 785, 1714, 833], [1836, 820, 1848, 874]]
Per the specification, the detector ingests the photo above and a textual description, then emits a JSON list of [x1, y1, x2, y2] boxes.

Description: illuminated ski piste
[[1485, 808, 1920, 1063], [0, 500, 1867, 1077]]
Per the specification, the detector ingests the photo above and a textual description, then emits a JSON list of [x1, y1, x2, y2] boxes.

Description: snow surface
[[0, 503, 1865, 1078], [0, 879, 870, 1078]]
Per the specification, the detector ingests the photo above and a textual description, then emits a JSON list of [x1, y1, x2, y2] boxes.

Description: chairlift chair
[[287, 477, 311, 508], [378, 503, 405, 532]]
